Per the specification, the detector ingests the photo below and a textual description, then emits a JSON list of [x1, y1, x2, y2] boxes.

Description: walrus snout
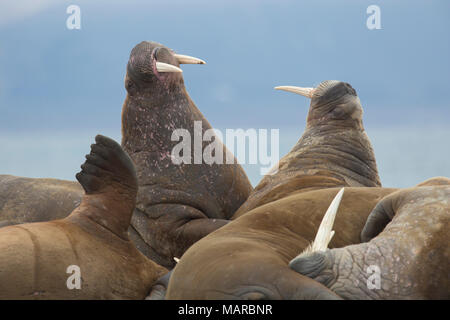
[[126, 41, 205, 84]]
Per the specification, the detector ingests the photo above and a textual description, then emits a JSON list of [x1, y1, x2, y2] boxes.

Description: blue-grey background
[[0, 0, 449, 187]]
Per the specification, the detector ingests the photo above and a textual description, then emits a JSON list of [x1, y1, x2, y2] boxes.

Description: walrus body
[[166, 187, 397, 299], [122, 41, 252, 268], [0, 135, 166, 299], [161, 80, 386, 299], [291, 184, 450, 299], [235, 80, 381, 216], [0, 175, 81, 226]]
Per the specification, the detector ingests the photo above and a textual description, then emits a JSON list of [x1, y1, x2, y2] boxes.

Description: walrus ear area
[[76, 135, 138, 195]]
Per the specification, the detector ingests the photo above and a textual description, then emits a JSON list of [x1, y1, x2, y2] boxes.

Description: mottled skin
[[166, 187, 397, 299], [154, 80, 384, 298], [291, 182, 450, 299], [0, 135, 166, 299], [122, 41, 252, 268], [0, 175, 82, 226], [235, 80, 381, 216]]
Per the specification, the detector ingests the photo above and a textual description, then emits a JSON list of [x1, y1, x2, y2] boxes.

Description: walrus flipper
[[76, 134, 137, 195], [71, 135, 138, 240]]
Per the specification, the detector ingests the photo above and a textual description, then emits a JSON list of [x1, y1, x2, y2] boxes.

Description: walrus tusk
[[295, 188, 344, 258], [274, 86, 315, 98], [174, 257, 180, 263], [174, 54, 206, 65], [156, 61, 183, 73]]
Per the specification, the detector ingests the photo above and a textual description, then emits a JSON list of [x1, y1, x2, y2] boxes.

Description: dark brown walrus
[[0, 41, 253, 270], [122, 41, 252, 268], [235, 80, 381, 216], [0, 135, 166, 299], [291, 180, 450, 299]]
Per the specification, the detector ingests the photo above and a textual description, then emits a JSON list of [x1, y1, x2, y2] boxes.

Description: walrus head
[[234, 81, 380, 216], [125, 41, 205, 97], [276, 80, 363, 129]]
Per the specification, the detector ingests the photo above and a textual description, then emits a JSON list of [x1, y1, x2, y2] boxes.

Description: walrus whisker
[[173, 54, 206, 65], [155, 61, 183, 73], [274, 86, 315, 98]]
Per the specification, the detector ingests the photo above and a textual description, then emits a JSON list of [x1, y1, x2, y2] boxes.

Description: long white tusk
[[274, 86, 315, 99], [174, 257, 180, 263], [295, 188, 345, 258], [174, 54, 206, 65], [156, 61, 183, 73]]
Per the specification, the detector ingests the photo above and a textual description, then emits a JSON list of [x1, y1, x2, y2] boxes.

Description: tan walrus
[[0, 135, 166, 299], [166, 187, 397, 299], [235, 80, 381, 216]]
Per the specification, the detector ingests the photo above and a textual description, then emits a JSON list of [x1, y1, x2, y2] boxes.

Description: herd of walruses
[[0, 41, 448, 300]]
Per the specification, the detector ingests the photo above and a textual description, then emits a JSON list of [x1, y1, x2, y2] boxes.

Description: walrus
[[165, 187, 398, 299], [0, 41, 253, 270], [290, 184, 450, 299], [148, 79, 385, 298], [0, 175, 82, 227], [234, 80, 381, 217], [0, 135, 166, 299], [122, 41, 252, 268]]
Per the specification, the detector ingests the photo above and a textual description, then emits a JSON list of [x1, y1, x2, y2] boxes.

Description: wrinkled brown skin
[[291, 180, 450, 299], [166, 187, 397, 299], [235, 81, 381, 216], [0, 42, 252, 270], [0, 135, 166, 299], [166, 81, 384, 299], [122, 41, 252, 268], [0, 175, 82, 226]]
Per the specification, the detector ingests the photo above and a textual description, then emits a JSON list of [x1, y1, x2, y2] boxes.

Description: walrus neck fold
[[235, 119, 381, 215], [306, 116, 364, 132], [289, 124, 381, 188]]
